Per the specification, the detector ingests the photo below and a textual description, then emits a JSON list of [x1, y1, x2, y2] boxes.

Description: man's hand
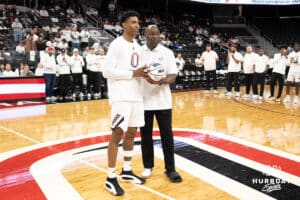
[[132, 65, 149, 78], [145, 76, 162, 85]]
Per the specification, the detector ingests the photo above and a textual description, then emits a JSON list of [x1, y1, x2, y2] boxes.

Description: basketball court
[[0, 87, 299, 199]]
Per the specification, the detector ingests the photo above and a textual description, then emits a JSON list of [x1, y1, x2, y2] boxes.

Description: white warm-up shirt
[[288, 51, 300, 73], [69, 55, 84, 73], [254, 55, 269, 73], [243, 52, 257, 74], [56, 54, 71, 75], [41, 53, 57, 74], [86, 53, 98, 72], [200, 50, 218, 71], [272, 53, 288, 75], [142, 44, 178, 110], [228, 52, 243, 72], [96, 55, 106, 72], [102, 36, 143, 104]]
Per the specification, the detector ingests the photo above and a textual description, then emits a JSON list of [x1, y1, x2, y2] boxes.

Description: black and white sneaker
[[104, 177, 124, 196], [120, 170, 146, 184]]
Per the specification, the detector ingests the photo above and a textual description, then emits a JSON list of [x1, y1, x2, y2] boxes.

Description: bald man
[[140, 25, 182, 183]]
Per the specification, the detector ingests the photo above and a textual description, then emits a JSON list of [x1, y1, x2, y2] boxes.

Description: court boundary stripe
[[0, 127, 174, 200]]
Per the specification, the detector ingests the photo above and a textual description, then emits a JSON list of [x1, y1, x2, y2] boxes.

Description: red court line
[[0, 78, 45, 84], [0, 93, 45, 101], [0, 130, 298, 199]]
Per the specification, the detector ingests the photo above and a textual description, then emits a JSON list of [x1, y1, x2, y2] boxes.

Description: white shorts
[[287, 72, 300, 83], [111, 102, 144, 132]]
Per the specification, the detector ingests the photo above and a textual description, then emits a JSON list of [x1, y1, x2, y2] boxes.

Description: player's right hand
[[132, 65, 149, 78]]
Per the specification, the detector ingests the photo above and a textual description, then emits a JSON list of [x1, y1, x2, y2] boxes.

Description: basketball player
[[283, 43, 300, 104], [140, 25, 182, 182], [226, 44, 244, 97], [243, 46, 257, 98], [253, 48, 269, 100], [102, 11, 148, 196], [267, 47, 289, 102], [200, 43, 219, 93]]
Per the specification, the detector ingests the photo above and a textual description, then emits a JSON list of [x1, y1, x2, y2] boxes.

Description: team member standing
[[267, 47, 289, 102], [226, 44, 244, 97], [69, 48, 84, 98], [253, 48, 269, 100], [140, 25, 182, 182], [56, 48, 72, 101], [102, 11, 148, 196], [96, 48, 107, 97], [41, 47, 57, 103], [86, 47, 101, 98], [243, 46, 257, 98], [200, 44, 219, 93], [283, 43, 300, 104]]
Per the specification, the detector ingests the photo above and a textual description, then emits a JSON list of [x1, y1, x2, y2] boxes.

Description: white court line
[[0, 125, 174, 200], [0, 124, 40, 144]]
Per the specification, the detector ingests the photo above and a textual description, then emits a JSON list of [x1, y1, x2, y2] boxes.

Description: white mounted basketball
[[148, 63, 166, 81]]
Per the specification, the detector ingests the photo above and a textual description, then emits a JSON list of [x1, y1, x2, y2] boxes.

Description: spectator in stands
[[267, 47, 289, 102], [86, 47, 101, 99], [0, 39, 7, 51], [0, 64, 5, 74], [21, 34, 37, 52], [21, 64, 34, 76], [57, 39, 69, 51], [56, 48, 72, 101], [80, 28, 90, 50], [35, 63, 44, 76], [200, 43, 219, 93], [70, 26, 80, 50], [226, 44, 244, 97], [195, 37, 203, 47], [283, 43, 300, 104], [69, 48, 84, 98], [39, 6, 49, 17], [31, 7, 40, 17], [242, 46, 257, 99], [22, 14, 32, 28], [2, 63, 17, 77], [66, 7, 75, 15], [194, 54, 202, 68], [108, 1, 116, 17], [41, 47, 57, 103], [15, 63, 24, 76], [11, 18, 23, 42], [175, 53, 185, 70], [51, 24, 60, 33], [253, 48, 269, 100], [36, 36, 47, 51]]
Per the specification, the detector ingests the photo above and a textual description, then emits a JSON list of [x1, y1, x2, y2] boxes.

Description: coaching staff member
[[140, 25, 182, 183]]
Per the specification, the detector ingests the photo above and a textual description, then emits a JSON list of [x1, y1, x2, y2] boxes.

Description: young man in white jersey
[[253, 48, 269, 100], [56, 48, 72, 101], [226, 44, 244, 97], [102, 11, 148, 196], [243, 46, 257, 98], [200, 43, 219, 93], [140, 25, 182, 182], [267, 47, 289, 102], [283, 43, 300, 104]]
